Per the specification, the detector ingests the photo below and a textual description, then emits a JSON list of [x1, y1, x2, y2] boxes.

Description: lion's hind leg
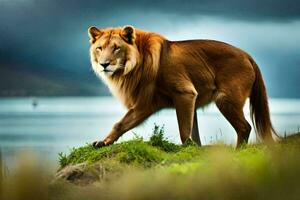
[[215, 92, 251, 148], [191, 109, 201, 146]]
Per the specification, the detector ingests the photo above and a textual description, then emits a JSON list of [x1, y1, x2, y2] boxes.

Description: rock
[[54, 163, 106, 185]]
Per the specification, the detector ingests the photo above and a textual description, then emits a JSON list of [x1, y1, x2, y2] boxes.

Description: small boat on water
[[32, 97, 38, 108]]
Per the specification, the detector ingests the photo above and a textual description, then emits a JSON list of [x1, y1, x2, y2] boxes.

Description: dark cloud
[[0, 0, 299, 97], [2, 0, 300, 23]]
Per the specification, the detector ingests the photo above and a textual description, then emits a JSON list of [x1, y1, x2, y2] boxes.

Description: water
[[0, 97, 299, 167]]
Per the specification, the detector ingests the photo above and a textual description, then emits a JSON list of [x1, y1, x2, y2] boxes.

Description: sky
[[0, 0, 300, 97]]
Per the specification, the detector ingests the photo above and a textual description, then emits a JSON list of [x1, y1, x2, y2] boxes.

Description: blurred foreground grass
[[1, 126, 300, 200]]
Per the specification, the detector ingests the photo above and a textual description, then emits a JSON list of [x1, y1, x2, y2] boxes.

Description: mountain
[[0, 60, 299, 98], [0, 63, 110, 96]]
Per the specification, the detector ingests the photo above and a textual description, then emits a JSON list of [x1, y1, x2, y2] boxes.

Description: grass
[[1, 125, 300, 200], [58, 125, 205, 174], [58, 125, 182, 169]]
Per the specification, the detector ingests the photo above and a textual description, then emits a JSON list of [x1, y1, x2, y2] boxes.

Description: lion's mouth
[[102, 67, 124, 75], [102, 69, 114, 73]]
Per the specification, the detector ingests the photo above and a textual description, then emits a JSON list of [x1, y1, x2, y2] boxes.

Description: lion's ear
[[88, 26, 102, 44], [121, 25, 136, 44]]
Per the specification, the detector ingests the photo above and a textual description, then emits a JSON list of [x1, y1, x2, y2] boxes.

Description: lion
[[88, 25, 277, 148]]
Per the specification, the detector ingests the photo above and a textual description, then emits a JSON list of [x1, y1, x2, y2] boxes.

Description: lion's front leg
[[174, 92, 198, 144], [93, 108, 153, 148]]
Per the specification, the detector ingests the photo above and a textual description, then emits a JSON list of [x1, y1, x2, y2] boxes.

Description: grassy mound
[[58, 125, 193, 169], [54, 129, 300, 199], [57, 126, 300, 185]]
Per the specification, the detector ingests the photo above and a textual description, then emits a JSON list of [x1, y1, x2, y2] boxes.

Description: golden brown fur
[[88, 25, 277, 148]]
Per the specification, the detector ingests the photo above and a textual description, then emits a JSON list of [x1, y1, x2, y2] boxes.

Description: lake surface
[[0, 97, 299, 167]]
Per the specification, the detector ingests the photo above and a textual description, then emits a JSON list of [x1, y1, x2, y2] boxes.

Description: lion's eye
[[96, 46, 102, 51], [114, 46, 121, 52]]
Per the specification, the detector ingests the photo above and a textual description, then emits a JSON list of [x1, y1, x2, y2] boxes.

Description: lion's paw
[[92, 140, 106, 148]]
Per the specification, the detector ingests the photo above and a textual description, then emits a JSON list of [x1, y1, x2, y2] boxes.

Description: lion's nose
[[100, 62, 110, 69]]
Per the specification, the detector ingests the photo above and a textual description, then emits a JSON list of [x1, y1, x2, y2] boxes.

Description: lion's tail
[[249, 59, 278, 142]]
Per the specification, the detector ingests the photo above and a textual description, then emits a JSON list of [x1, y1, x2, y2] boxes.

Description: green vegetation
[[1, 126, 300, 200], [58, 125, 203, 171], [58, 125, 182, 169]]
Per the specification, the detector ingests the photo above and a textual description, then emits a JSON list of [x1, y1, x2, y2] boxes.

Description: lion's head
[[88, 25, 140, 78]]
